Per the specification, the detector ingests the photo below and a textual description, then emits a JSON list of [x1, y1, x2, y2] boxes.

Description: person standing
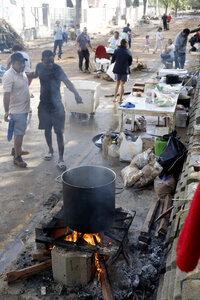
[[62, 25, 68, 45], [3, 53, 30, 168], [53, 20, 63, 60], [123, 23, 132, 48], [30, 50, 82, 171], [143, 35, 150, 52], [153, 27, 163, 54], [76, 27, 93, 73], [162, 13, 168, 30], [111, 39, 132, 103], [174, 28, 190, 69]]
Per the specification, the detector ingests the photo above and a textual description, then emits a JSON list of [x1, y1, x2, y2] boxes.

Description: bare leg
[[56, 131, 64, 161], [44, 130, 54, 154], [14, 135, 23, 158], [119, 82, 125, 103], [114, 81, 120, 102]]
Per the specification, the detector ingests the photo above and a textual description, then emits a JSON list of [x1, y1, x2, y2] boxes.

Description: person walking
[[174, 28, 190, 69], [30, 50, 82, 171], [123, 23, 132, 48], [53, 20, 63, 60], [153, 27, 163, 54], [3, 53, 30, 168], [162, 13, 168, 30], [143, 35, 150, 52], [76, 27, 93, 73], [111, 39, 132, 103]]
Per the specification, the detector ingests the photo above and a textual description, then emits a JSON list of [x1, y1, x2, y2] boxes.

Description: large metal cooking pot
[[59, 165, 116, 233]]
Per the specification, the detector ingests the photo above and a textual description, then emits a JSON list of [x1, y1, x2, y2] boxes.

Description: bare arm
[[62, 76, 83, 104], [27, 72, 38, 79], [3, 92, 11, 121], [76, 41, 81, 52], [88, 42, 93, 51]]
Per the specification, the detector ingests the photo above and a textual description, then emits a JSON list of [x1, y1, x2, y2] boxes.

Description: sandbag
[[154, 175, 176, 198], [134, 159, 163, 188], [130, 148, 154, 169], [121, 165, 142, 187]]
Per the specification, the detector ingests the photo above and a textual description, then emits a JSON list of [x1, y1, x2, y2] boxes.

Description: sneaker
[[11, 148, 30, 156], [14, 156, 27, 168]]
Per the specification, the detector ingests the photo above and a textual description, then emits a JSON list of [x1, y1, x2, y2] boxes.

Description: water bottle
[[108, 141, 120, 166]]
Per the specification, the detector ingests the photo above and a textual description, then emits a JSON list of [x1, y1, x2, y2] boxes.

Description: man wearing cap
[[3, 53, 30, 168], [53, 20, 63, 60]]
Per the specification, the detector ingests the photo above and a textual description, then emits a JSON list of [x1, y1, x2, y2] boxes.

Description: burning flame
[[64, 231, 103, 278]]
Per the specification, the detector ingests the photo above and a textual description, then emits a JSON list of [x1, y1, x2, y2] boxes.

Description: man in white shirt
[[108, 31, 121, 49], [153, 27, 163, 54], [3, 53, 30, 168]]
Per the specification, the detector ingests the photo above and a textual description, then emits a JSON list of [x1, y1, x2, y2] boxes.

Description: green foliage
[[126, 0, 132, 6], [133, 0, 139, 7]]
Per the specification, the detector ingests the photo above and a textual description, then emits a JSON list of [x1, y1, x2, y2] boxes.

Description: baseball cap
[[11, 52, 27, 62]]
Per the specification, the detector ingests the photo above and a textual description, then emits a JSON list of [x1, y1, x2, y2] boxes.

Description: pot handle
[[55, 175, 62, 184], [115, 187, 124, 195]]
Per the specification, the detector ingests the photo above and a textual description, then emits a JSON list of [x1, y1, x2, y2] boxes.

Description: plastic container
[[155, 137, 167, 156], [64, 81, 101, 114], [108, 141, 120, 166], [102, 133, 112, 159]]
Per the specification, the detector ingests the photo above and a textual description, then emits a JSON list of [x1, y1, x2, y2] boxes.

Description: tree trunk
[[165, 3, 168, 14], [75, 0, 82, 28], [175, 0, 179, 17], [143, 0, 147, 16]]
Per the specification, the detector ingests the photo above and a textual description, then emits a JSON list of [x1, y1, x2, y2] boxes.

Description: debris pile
[[0, 19, 24, 52]]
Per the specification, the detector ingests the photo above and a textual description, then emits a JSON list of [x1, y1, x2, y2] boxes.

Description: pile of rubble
[[0, 19, 24, 52]]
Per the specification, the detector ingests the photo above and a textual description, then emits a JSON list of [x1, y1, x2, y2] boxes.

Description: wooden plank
[[6, 260, 52, 283], [141, 198, 160, 235], [157, 195, 173, 235], [154, 206, 174, 223], [99, 256, 114, 300], [33, 249, 51, 261]]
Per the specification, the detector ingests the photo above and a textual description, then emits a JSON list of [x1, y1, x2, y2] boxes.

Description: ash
[[12, 231, 166, 300]]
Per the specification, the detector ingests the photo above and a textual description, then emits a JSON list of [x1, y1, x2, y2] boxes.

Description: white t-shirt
[[167, 44, 175, 59], [18, 51, 31, 73], [156, 31, 162, 41], [108, 36, 121, 48]]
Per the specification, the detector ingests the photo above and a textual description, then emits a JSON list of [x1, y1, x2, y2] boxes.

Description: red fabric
[[167, 15, 171, 22], [176, 181, 200, 272], [197, 32, 200, 37], [95, 45, 108, 59]]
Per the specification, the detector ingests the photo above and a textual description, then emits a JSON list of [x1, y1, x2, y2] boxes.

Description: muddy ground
[[0, 15, 199, 299]]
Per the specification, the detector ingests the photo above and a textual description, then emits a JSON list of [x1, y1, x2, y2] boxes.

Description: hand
[[4, 112, 9, 122], [75, 95, 83, 104]]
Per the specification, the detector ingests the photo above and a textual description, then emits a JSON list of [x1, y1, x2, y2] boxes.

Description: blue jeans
[[174, 52, 185, 69], [53, 39, 62, 57]]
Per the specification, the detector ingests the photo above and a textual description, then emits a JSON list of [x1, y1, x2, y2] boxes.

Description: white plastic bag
[[106, 63, 116, 81], [119, 133, 143, 162]]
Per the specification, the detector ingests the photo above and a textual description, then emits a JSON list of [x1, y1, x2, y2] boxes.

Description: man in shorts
[[31, 50, 82, 171], [3, 52, 30, 168]]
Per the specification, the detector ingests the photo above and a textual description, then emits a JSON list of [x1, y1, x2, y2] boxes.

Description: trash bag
[[158, 131, 187, 177], [130, 148, 154, 169], [154, 174, 176, 198]]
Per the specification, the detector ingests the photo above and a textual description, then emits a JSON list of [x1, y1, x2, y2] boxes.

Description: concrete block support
[[51, 247, 95, 287]]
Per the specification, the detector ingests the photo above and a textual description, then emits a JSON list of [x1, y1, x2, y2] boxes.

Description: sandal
[[44, 152, 53, 161], [57, 161, 67, 171]]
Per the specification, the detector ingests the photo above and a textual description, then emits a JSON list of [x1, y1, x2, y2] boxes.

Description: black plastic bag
[[158, 131, 187, 177]]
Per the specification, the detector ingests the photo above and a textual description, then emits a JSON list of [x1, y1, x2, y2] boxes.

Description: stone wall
[[156, 80, 200, 300]]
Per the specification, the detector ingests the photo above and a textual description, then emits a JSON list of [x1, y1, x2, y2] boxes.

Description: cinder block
[[182, 279, 200, 300], [51, 247, 95, 287]]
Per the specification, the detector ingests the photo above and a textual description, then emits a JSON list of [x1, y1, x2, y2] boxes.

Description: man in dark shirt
[[32, 50, 82, 170], [162, 14, 168, 30], [123, 23, 132, 48], [76, 27, 93, 73]]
